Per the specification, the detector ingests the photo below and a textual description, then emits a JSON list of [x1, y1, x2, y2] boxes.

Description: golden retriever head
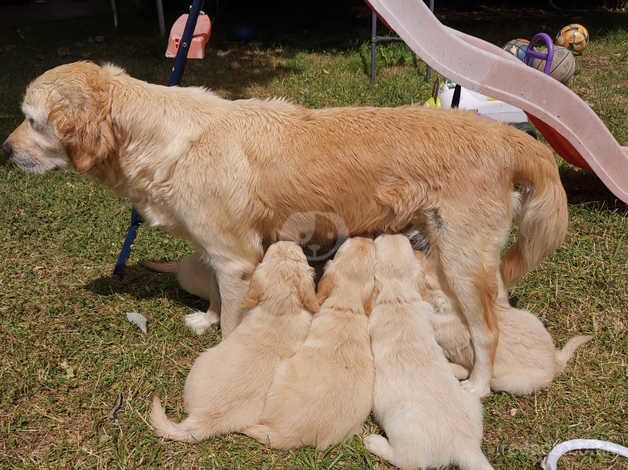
[[316, 237, 376, 313], [3, 61, 117, 174], [242, 241, 319, 314]]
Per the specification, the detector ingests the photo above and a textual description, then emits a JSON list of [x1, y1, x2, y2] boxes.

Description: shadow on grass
[[85, 264, 207, 311], [559, 165, 626, 208], [0, 13, 302, 117]]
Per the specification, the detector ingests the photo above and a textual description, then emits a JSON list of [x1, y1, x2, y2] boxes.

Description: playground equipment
[[114, 0, 207, 277], [370, 0, 434, 83], [366, 0, 627, 203], [166, 12, 211, 59]]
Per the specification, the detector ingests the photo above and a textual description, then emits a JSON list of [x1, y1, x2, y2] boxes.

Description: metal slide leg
[[370, 10, 377, 84], [425, 0, 435, 82], [156, 0, 166, 36], [113, 0, 206, 277]]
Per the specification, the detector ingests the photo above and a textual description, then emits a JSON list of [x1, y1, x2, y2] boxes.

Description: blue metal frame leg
[[113, 0, 205, 277]]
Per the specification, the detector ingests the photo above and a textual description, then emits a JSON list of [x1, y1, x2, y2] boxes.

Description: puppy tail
[[502, 136, 568, 287], [555, 335, 592, 373], [142, 260, 180, 273], [150, 396, 206, 442]]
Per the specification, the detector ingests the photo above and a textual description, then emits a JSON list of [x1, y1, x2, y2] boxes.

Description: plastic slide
[[367, 0, 628, 203]]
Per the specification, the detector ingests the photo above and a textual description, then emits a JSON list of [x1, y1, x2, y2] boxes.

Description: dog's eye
[[27, 117, 35, 126]]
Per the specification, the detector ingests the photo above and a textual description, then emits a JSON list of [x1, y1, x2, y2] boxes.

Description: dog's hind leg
[[425, 201, 511, 398]]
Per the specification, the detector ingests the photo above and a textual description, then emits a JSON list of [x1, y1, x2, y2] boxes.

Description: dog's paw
[[184, 310, 219, 335], [461, 379, 491, 398]]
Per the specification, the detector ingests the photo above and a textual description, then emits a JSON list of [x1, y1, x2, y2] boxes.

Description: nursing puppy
[[150, 242, 318, 442], [366, 235, 491, 470], [417, 252, 592, 395], [5, 62, 569, 395], [245, 237, 375, 449], [144, 254, 222, 334]]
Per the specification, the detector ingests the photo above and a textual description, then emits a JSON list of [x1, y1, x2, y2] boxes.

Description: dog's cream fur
[[150, 242, 318, 442], [244, 237, 375, 449], [365, 235, 492, 470], [4, 62, 569, 394], [415, 251, 592, 395]]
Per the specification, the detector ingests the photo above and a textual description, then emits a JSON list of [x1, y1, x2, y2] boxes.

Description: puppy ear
[[297, 269, 319, 314], [241, 277, 263, 311], [49, 65, 116, 172], [316, 271, 336, 304]]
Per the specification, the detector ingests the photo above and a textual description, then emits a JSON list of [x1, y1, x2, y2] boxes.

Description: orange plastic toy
[[165, 13, 211, 59]]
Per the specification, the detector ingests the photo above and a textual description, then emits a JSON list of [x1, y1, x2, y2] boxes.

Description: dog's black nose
[[2, 140, 13, 159]]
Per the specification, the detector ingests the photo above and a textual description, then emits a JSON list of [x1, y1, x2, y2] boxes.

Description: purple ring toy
[[524, 32, 555, 75]]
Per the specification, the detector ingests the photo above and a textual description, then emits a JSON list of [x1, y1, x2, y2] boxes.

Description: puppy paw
[[449, 363, 470, 380], [184, 310, 219, 335], [364, 434, 394, 462], [363, 434, 384, 452], [461, 379, 491, 398]]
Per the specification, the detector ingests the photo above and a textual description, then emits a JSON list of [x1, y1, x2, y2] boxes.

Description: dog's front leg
[[213, 257, 258, 337], [183, 254, 257, 336]]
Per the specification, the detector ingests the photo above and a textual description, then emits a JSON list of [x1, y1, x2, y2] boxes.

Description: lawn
[[0, 6, 626, 469]]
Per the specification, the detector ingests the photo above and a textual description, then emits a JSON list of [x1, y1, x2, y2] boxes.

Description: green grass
[[0, 9, 626, 470]]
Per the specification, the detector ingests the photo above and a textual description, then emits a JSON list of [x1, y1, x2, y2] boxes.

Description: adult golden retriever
[[2, 61, 568, 396]]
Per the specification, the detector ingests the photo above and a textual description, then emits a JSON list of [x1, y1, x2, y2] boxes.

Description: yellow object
[[424, 96, 441, 108], [556, 24, 589, 54]]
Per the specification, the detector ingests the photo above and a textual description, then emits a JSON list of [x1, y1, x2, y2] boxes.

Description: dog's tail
[[150, 396, 208, 443], [501, 134, 569, 287], [555, 335, 592, 373], [142, 260, 180, 273]]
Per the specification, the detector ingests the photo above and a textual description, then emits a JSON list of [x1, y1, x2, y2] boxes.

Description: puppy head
[[374, 234, 420, 278], [317, 237, 376, 312], [3, 61, 118, 174], [372, 234, 425, 304], [243, 241, 319, 314]]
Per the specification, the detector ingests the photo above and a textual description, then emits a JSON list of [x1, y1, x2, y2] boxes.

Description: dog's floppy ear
[[241, 277, 264, 311], [49, 63, 116, 173], [297, 268, 319, 314], [316, 270, 336, 305]]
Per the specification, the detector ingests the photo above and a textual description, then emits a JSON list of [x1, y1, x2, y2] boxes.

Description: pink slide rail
[[367, 0, 628, 203]]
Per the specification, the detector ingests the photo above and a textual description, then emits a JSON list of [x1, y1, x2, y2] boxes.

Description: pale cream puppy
[[417, 251, 592, 395], [365, 234, 492, 470], [150, 241, 318, 442], [244, 237, 376, 449]]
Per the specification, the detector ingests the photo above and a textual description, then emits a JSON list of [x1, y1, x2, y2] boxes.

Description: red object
[[526, 113, 591, 170], [165, 13, 211, 59]]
